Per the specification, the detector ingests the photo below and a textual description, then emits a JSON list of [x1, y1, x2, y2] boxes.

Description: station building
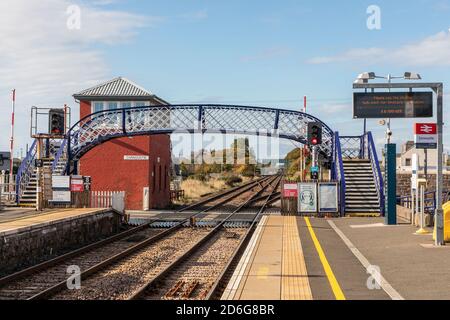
[[73, 77, 171, 210]]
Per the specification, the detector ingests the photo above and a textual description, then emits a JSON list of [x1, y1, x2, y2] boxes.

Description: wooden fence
[[49, 191, 125, 213]]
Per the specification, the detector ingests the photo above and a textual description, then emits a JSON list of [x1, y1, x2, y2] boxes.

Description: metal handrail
[[367, 132, 385, 216], [51, 138, 67, 173], [398, 190, 449, 213], [15, 139, 37, 203], [65, 105, 336, 172], [335, 132, 346, 216]]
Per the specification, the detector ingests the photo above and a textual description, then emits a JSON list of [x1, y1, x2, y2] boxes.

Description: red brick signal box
[[73, 77, 171, 210]]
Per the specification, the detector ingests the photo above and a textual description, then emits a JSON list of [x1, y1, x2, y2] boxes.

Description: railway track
[[0, 175, 277, 300], [130, 175, 282, 300]]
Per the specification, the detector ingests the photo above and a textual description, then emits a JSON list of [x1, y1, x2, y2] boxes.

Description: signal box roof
[[73, 77, 169, 104]]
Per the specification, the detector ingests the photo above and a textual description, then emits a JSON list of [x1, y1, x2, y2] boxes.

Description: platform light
[[356, 72, 376, 80], [353, 78, 369, 84], [404, 72, 422, 80]]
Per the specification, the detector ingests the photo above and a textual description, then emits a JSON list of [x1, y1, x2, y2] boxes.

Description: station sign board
[[414, 123, 437, 149], [52, 190, 71, 202], [124, 155, 149, 161], [52, 175, 70, 189], [283, 183, 298, 198], [318, 183, 338, 213], [83, 176, 92, 191], [34, 159, 44, 168], [353, 92, 433, 119], [298, 182, 317, 213], [71, 175, 84, 192]]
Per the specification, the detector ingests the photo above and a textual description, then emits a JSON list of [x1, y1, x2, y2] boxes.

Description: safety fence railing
[[398, 191, 450, 214], [65, 104, 336, 174], [0, 173, 16, 203], [334, 132, 384, 215], [16, 139, 37, 203], [90, 191, 125, 211], [170, 190, 185, 201], [339, 135, 367, 159], [49, 190, 126, 213], [334, 132, 346, 216], [51, 138, 67, 174], [366, 132, 385, 216]]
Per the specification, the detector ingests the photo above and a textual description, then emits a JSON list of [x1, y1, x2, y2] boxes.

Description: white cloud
[[0, 0, 159, 153], [307, 30, 450, 67]]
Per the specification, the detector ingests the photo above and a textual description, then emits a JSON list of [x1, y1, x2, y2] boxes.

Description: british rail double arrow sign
[[414, 123, 437, 149]]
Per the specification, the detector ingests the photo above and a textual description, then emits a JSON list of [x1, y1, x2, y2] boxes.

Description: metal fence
[[0, 172, 16, 203], [398, 191, 450, 214], [49, 191, 125, 213], [90, 191, 125, 213]]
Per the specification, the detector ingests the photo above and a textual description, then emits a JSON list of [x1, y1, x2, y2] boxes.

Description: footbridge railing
[[64, 104, 335, 173], [333, 132, 346, 216], [16, 139, 37, 203], [336, 132, 385, 215], [367, 132, 385, 216]]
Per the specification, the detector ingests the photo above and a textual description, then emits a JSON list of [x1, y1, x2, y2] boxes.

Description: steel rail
[[28, 176, 273, 300], [129, 175, 281, 300], [0, 176, 267, 291]]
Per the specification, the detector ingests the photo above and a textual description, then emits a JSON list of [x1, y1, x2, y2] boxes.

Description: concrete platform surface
[[0, 208, 113, 236], [332, 217, 450, 300], [230, 215, 450, 300]]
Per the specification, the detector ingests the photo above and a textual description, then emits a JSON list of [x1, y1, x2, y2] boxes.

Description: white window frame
[[92, 101, 104, 113], [91, 101, 152, 113]]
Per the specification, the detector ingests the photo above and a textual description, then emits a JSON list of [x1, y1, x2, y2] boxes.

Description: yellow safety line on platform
[[281, 216, 312, 300], [304, 217, 346, 300]]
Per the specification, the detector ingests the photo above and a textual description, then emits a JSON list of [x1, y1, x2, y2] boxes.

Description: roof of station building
[[73, 77, 169, 103]]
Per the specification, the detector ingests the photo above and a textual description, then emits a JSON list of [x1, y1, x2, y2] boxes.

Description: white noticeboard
[[52, 175, 70, 189], [318, 183, 338, 213], [52, 190, 71, 203], [298, 182, 317, 213]]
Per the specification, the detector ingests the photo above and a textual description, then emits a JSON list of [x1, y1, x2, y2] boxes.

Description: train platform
[[0, 207, 124, 276], [223, 215, 450, 300], [0, 208, 118, 236]]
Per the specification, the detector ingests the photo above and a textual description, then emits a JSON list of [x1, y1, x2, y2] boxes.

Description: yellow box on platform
[[434, 201, 450, 242]]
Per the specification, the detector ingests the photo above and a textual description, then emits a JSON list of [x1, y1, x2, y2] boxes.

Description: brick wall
[[397, 173, 450, 196], [80, 135, 171, 210], [0, 210, 122, 277]]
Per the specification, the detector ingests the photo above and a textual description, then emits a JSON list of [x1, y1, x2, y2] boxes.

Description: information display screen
[[353, 92, 433, 118]]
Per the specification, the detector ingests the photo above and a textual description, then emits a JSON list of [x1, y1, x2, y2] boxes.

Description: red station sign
[[414, 123, 437, 135], [71, 176, 85, 192], [414, 123, 437, 149], [283, 183, 298, 198]]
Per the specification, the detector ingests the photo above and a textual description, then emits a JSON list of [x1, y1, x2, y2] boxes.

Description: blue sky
[[1, 0, 450, 157]]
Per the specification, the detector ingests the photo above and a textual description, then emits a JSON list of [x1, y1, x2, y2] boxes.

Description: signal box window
[[94, 102, 104, 113], [108, 102, 118, 110]]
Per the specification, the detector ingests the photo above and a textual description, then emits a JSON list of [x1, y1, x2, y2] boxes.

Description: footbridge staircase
[[333, 132, 385, 215]]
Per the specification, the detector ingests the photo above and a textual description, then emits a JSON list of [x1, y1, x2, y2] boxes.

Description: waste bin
[[434, 201, 450, 243]]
